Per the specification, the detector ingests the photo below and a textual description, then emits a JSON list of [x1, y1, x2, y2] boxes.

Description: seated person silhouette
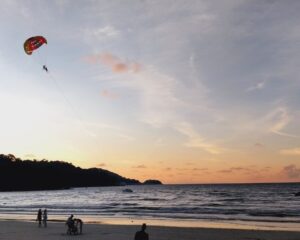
[[66, 214, 78, 235], [134, 223, 149, 240]]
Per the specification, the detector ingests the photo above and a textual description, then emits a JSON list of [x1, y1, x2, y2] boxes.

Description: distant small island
[[0, 154, 162, 191], [143, 179, 162, 185]]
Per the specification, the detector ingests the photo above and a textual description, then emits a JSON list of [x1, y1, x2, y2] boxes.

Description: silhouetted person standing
[[135, 223, 149, 240], [36, 209, 42, 227], [43, 209, 48, 227]]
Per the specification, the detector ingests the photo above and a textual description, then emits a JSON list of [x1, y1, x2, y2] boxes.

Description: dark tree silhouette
[[143, 179, 162, 185], [0, 154, 140, 191]]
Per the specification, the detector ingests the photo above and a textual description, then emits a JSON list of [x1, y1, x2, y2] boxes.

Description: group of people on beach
[[37, 210, 83, 234], [66, 214, 83, 235], [36, 209, 47, 228], [36, 209, 149, 239]]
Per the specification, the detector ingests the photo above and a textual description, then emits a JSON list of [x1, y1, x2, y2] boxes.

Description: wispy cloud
[[265, 107, 298, 138], [84, 121, 135, 141], [247, 80, 266, 92], [218, 166, 268, 175], [269, 108, 290, 135], [89, 53, 222, 153], [280, 147, 300, 156], [175, 122, 223, 154], [132, 165, 147, 169], [93, 26, 119, 37], [83, 25, 119, 42]]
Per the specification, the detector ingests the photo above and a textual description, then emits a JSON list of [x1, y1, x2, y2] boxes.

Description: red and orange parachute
[[23, 36, 47, 55]]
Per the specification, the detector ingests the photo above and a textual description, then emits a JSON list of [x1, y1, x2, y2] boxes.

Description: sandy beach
[[0, 220, 300, 240]]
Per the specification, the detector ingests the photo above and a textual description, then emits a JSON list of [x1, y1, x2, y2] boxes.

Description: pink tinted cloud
[[84, 53, 141, 74], [100, 90, 118, 100], [113, 63, 128, 73], [84, 55, 99, 64]]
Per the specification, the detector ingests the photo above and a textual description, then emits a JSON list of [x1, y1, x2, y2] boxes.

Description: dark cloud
[[282, 165, 300, 179], [218, 166, 257, 174], [132, 165, 147, 169], [254, 143, 264, 148], [97, 163, 106, 167], [175, 167, 209, 172], [192, 168, 208, 171], [231, 167, 245, 171]]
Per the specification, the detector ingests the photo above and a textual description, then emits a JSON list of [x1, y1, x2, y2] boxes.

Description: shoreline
[[0, 219, 300, 240], [1, 214, 300, 232]]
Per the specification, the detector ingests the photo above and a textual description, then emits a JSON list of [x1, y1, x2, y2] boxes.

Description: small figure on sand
[[66, 214, 82, 235], [134, 223, 149, 240], [36, 209, 42, 227], [43, 209, 48, 228]]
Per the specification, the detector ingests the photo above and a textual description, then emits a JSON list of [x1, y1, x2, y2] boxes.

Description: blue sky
[[0, 0, 300, 183]]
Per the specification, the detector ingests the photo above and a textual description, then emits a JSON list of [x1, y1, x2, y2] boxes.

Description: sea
[[0, 183, 300, 230]]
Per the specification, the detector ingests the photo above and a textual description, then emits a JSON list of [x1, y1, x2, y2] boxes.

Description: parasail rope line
[[46, 72, 104, 154], [47, 72, 87, 132], [46, 71, 104, 153]]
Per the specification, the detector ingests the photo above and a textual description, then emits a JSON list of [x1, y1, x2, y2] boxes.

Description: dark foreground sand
[[0, 220, 300, 240]]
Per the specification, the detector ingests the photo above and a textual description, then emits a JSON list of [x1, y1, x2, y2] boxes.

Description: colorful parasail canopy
[[23, 36, 47, 55]]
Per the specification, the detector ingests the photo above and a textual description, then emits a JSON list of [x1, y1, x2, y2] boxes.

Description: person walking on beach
[[134, 223, 149, 240], [36, 209, 42, 227], [43, 209, 48, 228]]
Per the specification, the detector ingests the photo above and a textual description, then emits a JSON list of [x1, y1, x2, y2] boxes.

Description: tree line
[[0, 154, 140, 191]]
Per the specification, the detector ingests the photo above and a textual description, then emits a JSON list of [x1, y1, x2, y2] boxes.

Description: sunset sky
[[0, 0, 300, 184]]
